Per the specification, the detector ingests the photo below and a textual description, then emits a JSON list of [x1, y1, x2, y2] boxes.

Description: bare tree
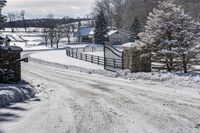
[[7, 13, 16, 32], [46, 14, 56, 47], [66, 24, 71, 44], [19, 10, 27, 32], [41, 28, 49, 46], [54, 18, 71, 48]]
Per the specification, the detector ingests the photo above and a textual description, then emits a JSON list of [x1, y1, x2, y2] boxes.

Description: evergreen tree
[[139, 0, 200, 73], [0, 0, 7, 30], [131, 16, 141, 36], [94, 9, 109, 45]]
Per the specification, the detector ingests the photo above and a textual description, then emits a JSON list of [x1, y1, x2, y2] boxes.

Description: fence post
[[122, 51, 124, 70], [86, 54, 87, 61], [81, 53, 82, 60], [91, 56, 93, 63], [114, 59, 116, 69], [76, 52, 78, 58], [98, 57, 99, 65], [72, 51, 74, 58]]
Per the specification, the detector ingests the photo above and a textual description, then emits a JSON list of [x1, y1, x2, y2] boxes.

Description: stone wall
[[123, 48, 151, 73]]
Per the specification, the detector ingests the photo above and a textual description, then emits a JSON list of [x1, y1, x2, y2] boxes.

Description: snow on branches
[[139, 0, 200, 73]]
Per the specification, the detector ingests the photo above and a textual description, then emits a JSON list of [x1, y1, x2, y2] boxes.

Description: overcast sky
[[3, 0, 95, 18]]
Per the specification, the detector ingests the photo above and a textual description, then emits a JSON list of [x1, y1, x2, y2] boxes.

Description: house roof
[[122, 41, 146, 50], [108, 30, 118, 36], [108, 30, 130, 38], [78, 27, 94, 36]]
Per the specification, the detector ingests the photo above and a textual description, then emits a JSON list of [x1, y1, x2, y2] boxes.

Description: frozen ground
[[0, 62, 200, 133]]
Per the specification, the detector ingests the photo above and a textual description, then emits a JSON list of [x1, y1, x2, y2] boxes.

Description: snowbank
[[0, 81, 35, 107], [115, 70, 200, 88], [29, 57, 200, 89]]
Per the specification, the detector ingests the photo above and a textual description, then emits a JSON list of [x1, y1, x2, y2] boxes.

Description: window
[[113, 38, 121, 45]]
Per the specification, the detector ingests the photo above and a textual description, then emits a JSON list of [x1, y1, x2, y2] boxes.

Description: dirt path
[[0, 62, 200, 133]]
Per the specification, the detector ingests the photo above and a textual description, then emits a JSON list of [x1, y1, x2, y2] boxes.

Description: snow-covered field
[[30, 50, 104, 70], [0, 62, 200, 133], [1, 29, 74, 51]]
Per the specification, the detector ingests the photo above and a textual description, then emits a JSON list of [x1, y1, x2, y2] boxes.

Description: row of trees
[[41, 14, 71, 48], [7, 10, 27, 32], [139, 0, 200, 73]]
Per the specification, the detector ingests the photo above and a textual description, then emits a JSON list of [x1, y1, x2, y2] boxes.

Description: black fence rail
[[151, 60, 200, 72], [66, 49, 123, 70]]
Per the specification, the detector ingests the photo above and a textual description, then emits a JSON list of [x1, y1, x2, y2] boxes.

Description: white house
[[108, 30, 130, 45], [77, 27, 131, 45]]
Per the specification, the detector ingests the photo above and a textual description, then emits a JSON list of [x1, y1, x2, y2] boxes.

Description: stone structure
[[0, 46, 23, 82], [122, 42, 151, 73]]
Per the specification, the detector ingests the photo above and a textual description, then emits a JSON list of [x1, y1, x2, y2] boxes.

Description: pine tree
[[0, 0, 7, 30], [94, 9, 109, 45], [139, 0, 200, 73], [131, 16, 141, 36]]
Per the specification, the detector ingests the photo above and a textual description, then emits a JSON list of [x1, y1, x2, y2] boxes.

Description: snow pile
[[116, 70, 200, 88], [29, 57, 200, 89], [0, 81, 35, 107]]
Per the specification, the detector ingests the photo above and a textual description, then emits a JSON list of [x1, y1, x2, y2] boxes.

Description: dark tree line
[[4, 17, 92, 29]]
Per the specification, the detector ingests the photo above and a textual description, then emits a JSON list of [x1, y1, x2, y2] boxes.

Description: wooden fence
[[66, 48, 123, 70]]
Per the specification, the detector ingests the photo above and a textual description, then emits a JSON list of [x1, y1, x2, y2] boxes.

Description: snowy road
[[1, 62, 200, 133]]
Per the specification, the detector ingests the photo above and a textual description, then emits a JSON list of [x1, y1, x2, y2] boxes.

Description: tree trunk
[[166, 58, 171, 72], [50, 39, 53, 47], [45, 37, 48, 46], [56, 40, 59, 49], [68, 36, 70, 44], [182, 56, 188, 73]]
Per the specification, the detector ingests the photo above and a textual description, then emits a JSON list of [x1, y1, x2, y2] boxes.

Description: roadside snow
[[0, 81, 35, 107], [29, 53, 200, 89], [30, 50, 104, 70]]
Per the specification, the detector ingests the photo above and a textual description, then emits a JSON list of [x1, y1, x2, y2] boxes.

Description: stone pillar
[[0, 46, 23, 82], [8, 47, 23, 82], [123, 48, 151, 73]]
